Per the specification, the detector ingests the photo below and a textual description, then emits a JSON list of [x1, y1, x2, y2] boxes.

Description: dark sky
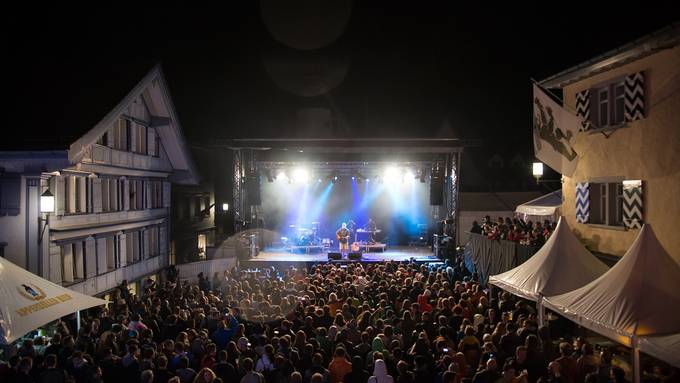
[[6, 3, 679, 189]]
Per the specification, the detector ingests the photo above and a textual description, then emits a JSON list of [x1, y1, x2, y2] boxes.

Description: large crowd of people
[[469, 217, 556, 246], [1, 259, 676, 383]]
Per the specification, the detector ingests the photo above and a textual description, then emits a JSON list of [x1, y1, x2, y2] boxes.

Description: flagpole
[[530, 78, 580, 116]]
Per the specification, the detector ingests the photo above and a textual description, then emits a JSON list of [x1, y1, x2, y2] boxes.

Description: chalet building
[[538, 24, 679, 261], [0, 64, 198, 297]]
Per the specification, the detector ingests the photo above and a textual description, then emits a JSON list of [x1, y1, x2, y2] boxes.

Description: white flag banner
[[532, 84, 581, 176]]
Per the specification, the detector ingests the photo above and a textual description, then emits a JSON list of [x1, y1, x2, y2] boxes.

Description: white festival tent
[[488, 217, 608, 326], [543, 225, 680, 379], [638, 334, 680, 368], [0, 256, 108, 344], [515, 189, 562, 220]]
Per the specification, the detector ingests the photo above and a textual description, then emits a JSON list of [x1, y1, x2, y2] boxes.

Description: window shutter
[[148, 128, 157, 156], [92, 178, 102, 213], [85, 237, 97, 278], [55, 175, 66, 216], [163, 181, 171, 208], [96, 238, 107, 275], [143, 229, 150, 259], [62, 244, 74, 283], [575, 89, 591, 132], [576, 182, 590, 223], [118, 233, 127, 267], [624, 72, 645, 122], [623, 180, 643, 229], [145, 181, 152, 209], [159, 224, 168, 256], [123, 179, 130, 211], [78, 177, 87, 213]]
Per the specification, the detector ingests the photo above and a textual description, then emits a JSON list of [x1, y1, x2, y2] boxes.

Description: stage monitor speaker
[[348, 252, 362, 260], [430, 167, 444, 205], [328, 252, 341, 260], [246, 176, 261, 206]]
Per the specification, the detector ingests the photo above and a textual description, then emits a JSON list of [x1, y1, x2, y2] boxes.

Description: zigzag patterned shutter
[[576, 182, 590, 223], [575, 89, 591, 131], [624, 72, 645, 121], [623, 180, 643, 229]]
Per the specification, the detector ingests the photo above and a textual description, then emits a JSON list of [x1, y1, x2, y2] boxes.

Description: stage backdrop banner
[[0, 256, 108, 344], [532, 84, 582, 176]]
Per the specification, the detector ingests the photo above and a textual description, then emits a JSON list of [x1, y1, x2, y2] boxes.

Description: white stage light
[[293, 168, 310, 183], [403, 170, 415, 183], [276, 170, 287, 182], [384, 166, 400, 183]]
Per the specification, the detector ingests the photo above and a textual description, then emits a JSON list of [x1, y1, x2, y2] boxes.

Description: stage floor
[[239, 246, 440, 268]]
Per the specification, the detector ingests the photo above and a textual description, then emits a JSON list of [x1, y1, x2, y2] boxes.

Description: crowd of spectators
[[469, 217, 556, 247], [1, 260, 677, 383]]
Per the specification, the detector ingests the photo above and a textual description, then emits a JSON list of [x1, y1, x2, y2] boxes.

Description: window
[[101, 178, 123, 212], [589, 182, 624, 227], [149, 181, 163, 209], [134, 123, 148, 155], [147, 226, 160, 257], [592, 79, 626, 128], [198, 234, 207, 259], [61, 241, 86, 284], [96, 132, 108, 146], [112, 118, 131, 151], [129, 180, 145, 210], [65, 175, 91, 214], [126, 231, 142, 263], [106, 236, 118, 271]]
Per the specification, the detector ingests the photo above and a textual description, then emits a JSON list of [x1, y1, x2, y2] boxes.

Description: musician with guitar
[[336, 222, 351, 253]]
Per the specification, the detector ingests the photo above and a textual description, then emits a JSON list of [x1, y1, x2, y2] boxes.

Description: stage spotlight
[[384, 166, 400, 183], [275, 170, 287, 182], [292, 167, 310, 183], [403, 169, 415, 183]]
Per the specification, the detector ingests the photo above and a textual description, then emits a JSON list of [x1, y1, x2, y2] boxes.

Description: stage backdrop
[[259, 177, 430, 245]]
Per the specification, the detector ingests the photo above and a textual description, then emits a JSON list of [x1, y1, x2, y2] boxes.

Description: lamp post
[[39, 189, 54, 242]]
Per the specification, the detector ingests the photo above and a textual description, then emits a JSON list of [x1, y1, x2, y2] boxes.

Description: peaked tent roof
[[0, 257, 108, 344], [543, 225, 680, 346], [515, 190, 562, 217], [489, 217, 608, 301], [638, 334, 680, 367]]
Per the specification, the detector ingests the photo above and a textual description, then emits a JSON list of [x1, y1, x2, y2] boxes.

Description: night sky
[[6, 3, 679, 190]]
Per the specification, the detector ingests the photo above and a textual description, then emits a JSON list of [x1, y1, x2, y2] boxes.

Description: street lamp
[[532, 162, 544, 183], [39, 189, 54, 241]]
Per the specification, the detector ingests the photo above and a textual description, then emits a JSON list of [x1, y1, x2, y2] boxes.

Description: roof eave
[[539, 23, 680, 89]]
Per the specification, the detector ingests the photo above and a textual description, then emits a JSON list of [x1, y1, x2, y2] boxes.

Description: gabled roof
[[489, 217, 608, 301], [539, 23, 680, 89], [6, 61, 198, 184], [543, 225, 680, 344], [67, 64, 198, 184]]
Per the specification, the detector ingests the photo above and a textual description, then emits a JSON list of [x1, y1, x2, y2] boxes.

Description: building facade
[[539, 25, 680, 261], [0, 65, 197, 297]]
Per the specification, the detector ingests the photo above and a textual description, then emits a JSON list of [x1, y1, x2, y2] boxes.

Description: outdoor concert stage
[[239, 246, 440, 268]]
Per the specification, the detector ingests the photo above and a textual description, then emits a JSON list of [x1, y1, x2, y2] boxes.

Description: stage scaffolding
[[223, 139, 475, 246]]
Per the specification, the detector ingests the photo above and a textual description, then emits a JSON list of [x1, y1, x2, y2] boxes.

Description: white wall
[[0, 177, 27, 268]]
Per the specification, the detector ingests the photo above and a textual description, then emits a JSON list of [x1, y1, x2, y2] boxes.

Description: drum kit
[[289, 222, 321, 246]]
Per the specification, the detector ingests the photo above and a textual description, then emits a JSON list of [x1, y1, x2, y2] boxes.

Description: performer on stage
[[365, 218, 378, 244], [336, 222, 351, 253]]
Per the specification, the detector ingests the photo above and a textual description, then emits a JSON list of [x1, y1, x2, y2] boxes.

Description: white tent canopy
[[489, 217, 608, 324], [543, 225, 680, 344], [515, 189, 562, 217], [0, 256, 107, 344], [639, 334, 680, 367]]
